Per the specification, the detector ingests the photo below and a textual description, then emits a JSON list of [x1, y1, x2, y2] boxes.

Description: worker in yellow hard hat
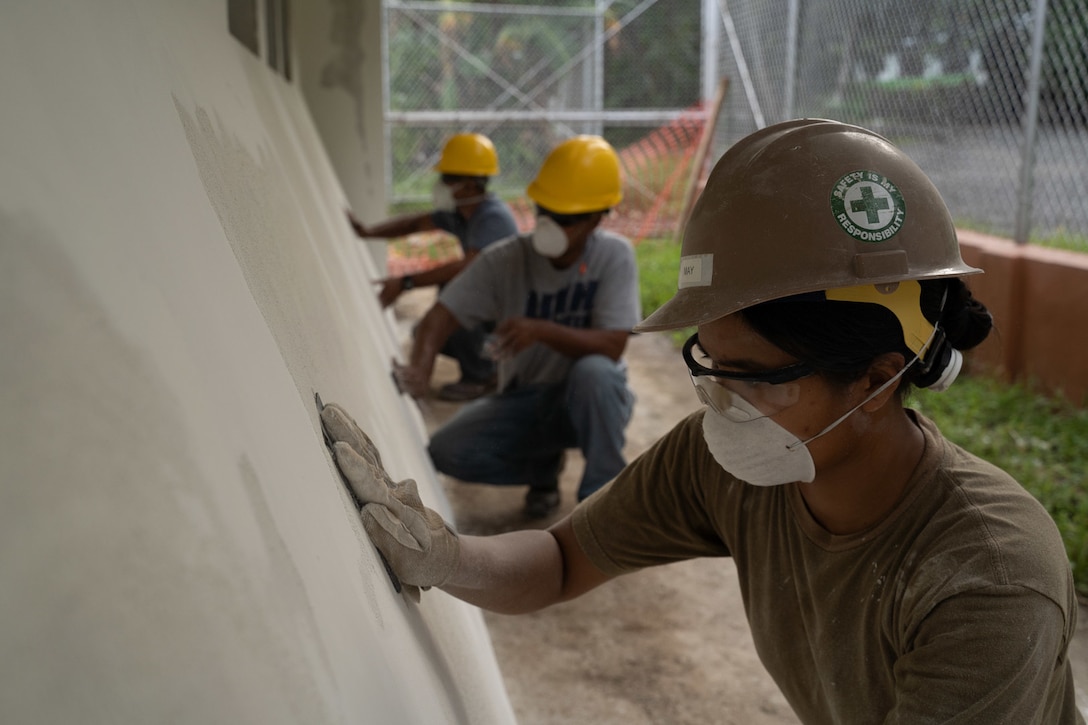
[[322, 119, 1079, 723], [347, 132, 518, 401], [391, 135, 640, 517]]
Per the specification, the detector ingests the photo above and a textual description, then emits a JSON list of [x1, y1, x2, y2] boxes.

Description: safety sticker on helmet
[[830, 171, 906, 243]]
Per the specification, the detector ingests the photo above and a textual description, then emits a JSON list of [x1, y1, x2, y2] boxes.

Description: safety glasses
[[682, 333, 814, 421]]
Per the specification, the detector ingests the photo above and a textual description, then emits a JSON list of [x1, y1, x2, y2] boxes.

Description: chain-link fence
[[715, 0, 1088, 248], [382, 0, 705, 238], [383, 0, 1088, 248]]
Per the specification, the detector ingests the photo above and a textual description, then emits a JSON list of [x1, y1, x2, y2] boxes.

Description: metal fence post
[[589, 0, 605, 136], [702, 0, 721, 105], [1015, 0, 1050, 245], [716, 0, 765, 129], [783, 0, 800, 121]]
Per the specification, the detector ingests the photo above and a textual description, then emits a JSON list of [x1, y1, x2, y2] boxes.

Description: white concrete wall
[[0, 1, 513, 723], [294, 0, 388, 273]]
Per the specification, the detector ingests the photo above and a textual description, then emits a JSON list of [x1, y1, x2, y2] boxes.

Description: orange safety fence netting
[[388, 101, 711, 277]]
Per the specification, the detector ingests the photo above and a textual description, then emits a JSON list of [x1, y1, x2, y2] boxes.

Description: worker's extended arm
[[320, 403, 612, 612], [392, 302, 461, 397], [347, 209, 436, 239], [443, 517, 611, 613], [376, 250, 478, 308], [491, 317, 629, 361]]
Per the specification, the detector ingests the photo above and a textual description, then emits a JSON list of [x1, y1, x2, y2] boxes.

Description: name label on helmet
[[831, 171, 906, 243], [678, 254, 713, 288]]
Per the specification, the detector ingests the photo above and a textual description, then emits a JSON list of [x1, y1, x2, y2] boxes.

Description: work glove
[[320, 401, 388, 475], [320, 404, 460, 596]]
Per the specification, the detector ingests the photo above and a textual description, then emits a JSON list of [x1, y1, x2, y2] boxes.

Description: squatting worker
[[322, 120, 1081, 722], [347, 132, 518, 402], [392, 135, 640, 519]]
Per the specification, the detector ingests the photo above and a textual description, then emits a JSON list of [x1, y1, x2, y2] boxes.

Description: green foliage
[[384, 0, 703, 195], [1031, 228, 1088, 253], [634, 236, 693, 345], [634, 236, 678, 315], [831, 77, 983, 126], [912, 376, 1088, 596], [820, 0, 1087, 126], [870, 74, 980, 92], [603, 0, 701, 110], [953, 217, 1088, 253]]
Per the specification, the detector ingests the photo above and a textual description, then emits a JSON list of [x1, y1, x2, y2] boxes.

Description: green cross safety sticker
[[830, 171, 906, 243]]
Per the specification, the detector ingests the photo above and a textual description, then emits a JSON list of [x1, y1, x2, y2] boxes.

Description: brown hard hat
[[636, 119, 981, 332]]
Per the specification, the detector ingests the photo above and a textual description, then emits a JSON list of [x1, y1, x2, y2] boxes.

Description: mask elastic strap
[[784, 361, 913, 451], [785, 320, 939, 452]]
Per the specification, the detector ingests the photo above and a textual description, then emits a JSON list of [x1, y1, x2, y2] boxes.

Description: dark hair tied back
[[742, 277, 993, 391], [921, 278, 993, 351]]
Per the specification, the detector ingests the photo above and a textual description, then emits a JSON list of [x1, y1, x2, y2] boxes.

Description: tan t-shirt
[[573, 410, 1082, 724]]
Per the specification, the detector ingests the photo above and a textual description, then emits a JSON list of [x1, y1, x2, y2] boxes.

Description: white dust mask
[[531, 215, 570, 257], [702, 398, 817, 486], [431, 180, 458, 212], [701, 355, 919, 486]]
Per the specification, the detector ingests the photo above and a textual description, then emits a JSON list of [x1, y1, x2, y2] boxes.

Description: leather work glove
[[320, 403, 460, 595], [320, 402, 389, 476]]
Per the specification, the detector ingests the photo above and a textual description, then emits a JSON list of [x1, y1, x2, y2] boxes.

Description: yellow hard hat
[[527, 135, 623, 214], [434, 133, 500, 176], [636, 119, 981, 333]]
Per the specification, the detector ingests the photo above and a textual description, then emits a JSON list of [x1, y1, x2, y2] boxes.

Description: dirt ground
[[394, 288, 1088, 724]]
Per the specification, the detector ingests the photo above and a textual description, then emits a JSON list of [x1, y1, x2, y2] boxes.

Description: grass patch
[[1031, 228, 1088, 253], [635, 237, 680, 311], [913, 377, 1088, 597], [635, 237, 692, 345], [635, 238, 1087, 596], [954, 218, 1088, 254]]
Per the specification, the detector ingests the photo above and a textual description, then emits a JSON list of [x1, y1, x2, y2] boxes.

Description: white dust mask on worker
[[701, 351, 920, 486], [431, 180, 459, 212], [531, 215, 570, 258]]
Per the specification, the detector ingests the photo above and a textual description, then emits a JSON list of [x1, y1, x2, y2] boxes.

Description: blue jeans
[[440, 324, 496, 384], [428, 355, 635, 501]]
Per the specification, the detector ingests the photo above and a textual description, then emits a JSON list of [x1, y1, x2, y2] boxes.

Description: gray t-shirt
[[431, 194, 518, 254], [438, 229, 641, 389]]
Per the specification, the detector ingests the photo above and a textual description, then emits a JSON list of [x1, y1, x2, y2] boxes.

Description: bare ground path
[[393, 288, 1088, 724]]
